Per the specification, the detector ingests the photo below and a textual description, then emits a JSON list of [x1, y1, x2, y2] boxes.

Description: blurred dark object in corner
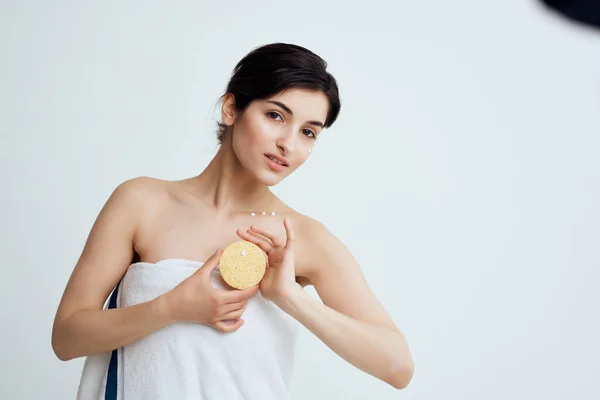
[[540, 0, 600, 29]]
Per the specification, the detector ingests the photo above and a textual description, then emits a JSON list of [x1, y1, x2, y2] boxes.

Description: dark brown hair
[[216, 43, 341, 144]]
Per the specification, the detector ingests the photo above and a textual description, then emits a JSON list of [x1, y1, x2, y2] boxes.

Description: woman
[[52, 42, 414, 399]]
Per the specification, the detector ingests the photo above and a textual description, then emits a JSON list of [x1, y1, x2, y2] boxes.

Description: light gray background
[[1, 1, 599, 399]]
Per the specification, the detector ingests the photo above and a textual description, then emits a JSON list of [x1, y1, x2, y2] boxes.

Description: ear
[[221, 93, 237, 126]]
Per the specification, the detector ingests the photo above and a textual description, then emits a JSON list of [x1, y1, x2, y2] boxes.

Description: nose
[[276, 125, 296, 155]]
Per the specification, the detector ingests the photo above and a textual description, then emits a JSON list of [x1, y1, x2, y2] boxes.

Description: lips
[[264, 155, 288, 172], [264, 153, 289, 167]]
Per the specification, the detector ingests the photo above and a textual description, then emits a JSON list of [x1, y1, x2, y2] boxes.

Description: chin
[[260, 174, 285, 187], [255, 168, 290, 186]]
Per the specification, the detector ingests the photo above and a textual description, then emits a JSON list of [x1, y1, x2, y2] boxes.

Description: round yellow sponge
[[219, 240, 266, 289]]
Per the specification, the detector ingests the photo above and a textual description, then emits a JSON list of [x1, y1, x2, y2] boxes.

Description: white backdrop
[[1, 1, 599, 399]]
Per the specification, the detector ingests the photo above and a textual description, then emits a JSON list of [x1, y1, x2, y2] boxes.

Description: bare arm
[[51, 177, 256, 361], [51, 177, 173, 361], [282, 220, 414, 389]]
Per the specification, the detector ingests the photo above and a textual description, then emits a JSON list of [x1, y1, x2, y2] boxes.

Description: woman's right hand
[[160, 249, 259, 333]]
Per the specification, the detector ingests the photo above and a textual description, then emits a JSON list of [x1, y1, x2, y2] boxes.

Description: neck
[[187, 137, 278, 218]]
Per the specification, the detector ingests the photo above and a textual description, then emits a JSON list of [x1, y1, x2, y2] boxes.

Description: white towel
[[76, 258, 302, 400]]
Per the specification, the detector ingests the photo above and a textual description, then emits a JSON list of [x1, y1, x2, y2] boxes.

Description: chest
[[133, 205, 311, 281]]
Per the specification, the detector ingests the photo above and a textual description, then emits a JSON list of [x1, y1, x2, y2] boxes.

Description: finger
[[249, 225, 284, 248], [244, 227, 274, 247], [220, 284, 260, 303], [214, 319, 244, 333], [220, 300, 247, 314], [217, 306, 247, 322], [283, 218, 295, 250], [236, 228, 273, 254], [195, 249, 222, 276]]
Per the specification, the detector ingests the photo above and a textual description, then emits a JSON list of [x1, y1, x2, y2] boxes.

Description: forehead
[[262, 88, 329, 124]]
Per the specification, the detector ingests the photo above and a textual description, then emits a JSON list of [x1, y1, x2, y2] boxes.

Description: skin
[[51, 88, 414, 389]]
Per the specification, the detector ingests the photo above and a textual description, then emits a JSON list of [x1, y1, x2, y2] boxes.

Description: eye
[[302, 129, 316, 138], [267, 111, 282, 121]]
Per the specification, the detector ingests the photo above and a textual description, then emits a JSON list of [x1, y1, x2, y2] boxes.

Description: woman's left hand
[[236, 218, 299, 304]]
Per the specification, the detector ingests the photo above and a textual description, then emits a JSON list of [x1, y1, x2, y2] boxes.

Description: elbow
[[52, 335, 78, 362], [54, 347, 78, 362], [52, 342, 66, 362], [54, 349, 70, 362], [51, 334, 70, 362], [386, 360, 414, 390], [51, 323, 74, 362], [52, 339, 78, 362]]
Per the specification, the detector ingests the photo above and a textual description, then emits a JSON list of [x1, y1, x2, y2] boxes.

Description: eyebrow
[[266, 100, 325, 128]]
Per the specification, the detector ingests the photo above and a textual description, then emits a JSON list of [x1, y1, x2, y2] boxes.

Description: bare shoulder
[[292, 213, 331, 246], [290, 212, 353, 276], [110, 176, 180, 214], [113, 175, 169, 201], [292, 213, 345, 252], [78, 175, 171, 263]]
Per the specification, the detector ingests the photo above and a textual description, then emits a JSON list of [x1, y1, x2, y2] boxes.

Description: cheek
[[234, 117, 260, 146], [289, 152, 310, 172], [231, 117, 271, 166], [241, 115, 272, 145]]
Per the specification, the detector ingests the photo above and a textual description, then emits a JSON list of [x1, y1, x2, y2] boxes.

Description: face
[[222, 88, 329, 186]]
